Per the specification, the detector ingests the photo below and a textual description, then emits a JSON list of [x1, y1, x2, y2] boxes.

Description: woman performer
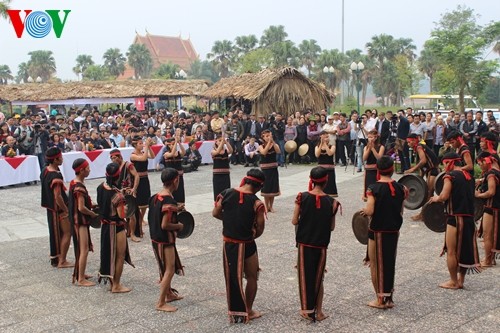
[[211, 134, 233, 201], [315, 131, 338, 197], [148, 168, 185, 312], [362, 130, 385, 201], [129, 137, 154, 242], [97, 162, 135, 293], [475, 152, 500, 267], [258, 129, 281, 212], [361, 156, 407, 309], [68, 158, 99, 286], [292, 166, 340, 321], [162, 136, 186, 208]]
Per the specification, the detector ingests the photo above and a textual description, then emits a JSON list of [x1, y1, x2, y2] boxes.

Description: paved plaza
[[0, 163, 498, 333]]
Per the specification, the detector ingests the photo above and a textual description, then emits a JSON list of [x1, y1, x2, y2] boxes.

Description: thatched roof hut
[[202, 67, 332, 117], [0, 79, 209, 105]]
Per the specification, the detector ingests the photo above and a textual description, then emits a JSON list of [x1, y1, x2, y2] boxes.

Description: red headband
[[106, 168, 121, 178], [406, 138, 419, 144], [443, 157, 471, 180], [308, 175, 329, 208], [110, 151, 122, 157], [73, 160, 89, 174], [376, 165, 394, 182], [480, 137, 496, 154], [239, 176, 265, 204], [46, 151, 62, 160]]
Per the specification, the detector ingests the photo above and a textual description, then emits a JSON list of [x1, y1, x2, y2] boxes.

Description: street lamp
[[27, 76, 34, 83], [350, 61, 364, 114], [35, 76, 42, 83], [323, 66, 335, 113]]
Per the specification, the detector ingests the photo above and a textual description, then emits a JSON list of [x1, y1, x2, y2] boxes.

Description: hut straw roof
[[202, 67, 332, 115], [0, 79, 209, 103]]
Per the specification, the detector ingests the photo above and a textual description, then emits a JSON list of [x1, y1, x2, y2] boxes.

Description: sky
[[0, 0, 498, 81]]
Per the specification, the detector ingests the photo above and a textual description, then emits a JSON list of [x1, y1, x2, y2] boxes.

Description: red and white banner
[[0, 156, 40, 186]]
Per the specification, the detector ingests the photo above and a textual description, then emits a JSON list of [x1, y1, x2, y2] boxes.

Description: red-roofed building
[[119, 32, 199, 80]]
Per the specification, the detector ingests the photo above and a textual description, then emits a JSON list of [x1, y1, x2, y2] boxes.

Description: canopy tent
[[201, 67, 333, 117]]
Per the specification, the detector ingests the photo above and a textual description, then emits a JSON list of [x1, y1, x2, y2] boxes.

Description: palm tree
[[103, 48, 126, 78], [27, 50, 56, 82], [0, 0, 11, 20], [235, 35, 258, 56], [260, 25, 288, 47], [0, 65, 13, 84], [418, 47, 440, 93], [16, 62, 29, 83], [188, 60, 219, 83], [83, 65, 109, 81], [316, 49, 348, 92], [152, 63, 180, 79], [298, 39, 321, 77], [126, 44, 153, 79], [207, 40, 234, 78], [272, 40, 300, 67], [73, 54, 94, 80], [366, 34, 397, 74], [493, 42, 500, 56], [395, 38, 417, 63]]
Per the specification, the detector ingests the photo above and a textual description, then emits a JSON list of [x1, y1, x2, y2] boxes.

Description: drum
[[398, 174, 428, 210], [298, 144, 309, 157], [434, 172, 446, 195], [352, 211, 369, 245], [89, 206, 101, 229], [124, 195, 137, 218], [285, 140, 297, 153], [177, 211, 195, 239], [474, 198, 485, 222], [422, 201, 447, 233]]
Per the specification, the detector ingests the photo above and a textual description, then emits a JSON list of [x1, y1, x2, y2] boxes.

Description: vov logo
[[6, 10, 71, 38]]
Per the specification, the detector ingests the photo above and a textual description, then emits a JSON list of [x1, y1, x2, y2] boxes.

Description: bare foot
[[480, 260, 493, 268], [299, 311, 314, 321], [249, 310, 262, 320], [57, 261, 74, 268], [439, 280, 460, 289], [316, 312, 329, 321], [411, 214, 422, 221], [166, 293, 184, 303], [385, 300, 395, 308], [367, 300, 387, 309], [77, 279, 96, 287], [142, 220, 148, 226], [112, 284, 132, 293], [156, 303, 177, 312], [84, 274, 93, 279], [130, 236, 141, 243]]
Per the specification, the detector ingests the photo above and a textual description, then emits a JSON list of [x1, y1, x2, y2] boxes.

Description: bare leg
[[439, 224, 460, 289], [77, 226, 95, 286], [316, 283, 329, 321], [244, 253, 262, 320], [139, 207, 147, 229], [367, 239, 385, 308], [112, 230, 131, 293], [58, 216, 74, 268], [268, 197, 275, 212], [264, 197, 271, 212], [481, 214, 494, 267], [129, 215, 140, 243], [156, 246, 177, 312]]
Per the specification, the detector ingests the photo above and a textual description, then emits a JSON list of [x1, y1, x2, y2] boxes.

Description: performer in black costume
[[149, 168, 185, 312], [40, 147, 73, 268], [68, 158, 99, 286], [292, 166, 340, 321], [429, 152, 481, 289], [130, 137, 154, 242], [97, 162, 135, 293], [212, 169, 266, 323], [211, 135, 233, 201], [258, 129, 281, 212], [362, 156, 407, 309], [475, 152, 500, 267], [362, 130, 385, 201], [315, 131, 338, 197], [162, 137, 186, 206]]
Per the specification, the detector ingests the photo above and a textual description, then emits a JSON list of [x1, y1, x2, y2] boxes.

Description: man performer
[[446, 131, 474, 177], [405, 133, 440, 220], [97, 162, 135, 293], [212, 168, 266, 323], [40, 147, 73, 268], [148, 168, 185, 312], [475, 152, 500, 267], [109, 149, 140, 239], [68, 158, 99, 286], [292, 166, 340, 321], [428, 152, 481, 289], [362, 156, 407, 309]]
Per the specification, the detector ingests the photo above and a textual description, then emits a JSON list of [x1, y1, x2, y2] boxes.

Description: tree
[[207, 40, 234, 78], [126, 44, 153, 79], [298, 39, 321, 77], [417, 47, 440, 93], [152, 63, 180, 79], [83, 65, 109, 81], [27, 50, 56, 82], [16, 62, 29, 83], [73, 54, 94, 80], [0, 65, 13, 84], [272, 40, 300, 67], [236, 49, 273, 74], [260, 25, 288, 47], [426, 5, 499, 112], [0, 0, 10, 20], [188, 60, 219, 83], [234, 35, 258, 57], [315, 49, 348, 94], [103, 48, 126, 78]]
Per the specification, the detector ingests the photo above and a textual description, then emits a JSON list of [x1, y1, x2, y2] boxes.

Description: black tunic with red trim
[[457, 144, 474, 178], [416, 143, 439, 175], [444, 170, 474, 216], [367, 181, 406, 233], [317, 149, 338, 196], [41, 167, 68, 211], [117, 161, 135, 190], [295, 192, 338, 248], [260, 145, 280, 196], [212, 148, 231, 201], [219, 188, 264, 241], [164, 146, 185, 203], [68, 181, 92, 227], [364, 145, 381, 195], [148, 194, 178, 245], [133, 159, 151, 207], [482, 169, 500, 209]]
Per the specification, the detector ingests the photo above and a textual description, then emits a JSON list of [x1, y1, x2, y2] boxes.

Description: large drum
[[124, 195, 137, 218], [285, 140, 297, 153], [422, 201, 447, 233], [89, 206, 101, 229], [434, 172, 446, 195], [176, 211, 195, 239], [474, 198, 485, 222], [352, 211, 370, 245], [398, 174, 428, 210]]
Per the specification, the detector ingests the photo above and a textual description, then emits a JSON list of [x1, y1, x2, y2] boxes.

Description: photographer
[[273, 113, 286, 167], [33, 123, 50, 168], [353, 115, 369, 172], [13, 116, 34, 155]]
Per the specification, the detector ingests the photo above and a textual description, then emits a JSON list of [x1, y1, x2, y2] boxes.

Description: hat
[[56, 115, 64, 120], [333, 112, 339, 115], [327, 115, 334, 120]]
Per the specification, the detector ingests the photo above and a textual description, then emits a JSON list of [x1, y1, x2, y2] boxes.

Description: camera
[[355, 118, 362, 124]]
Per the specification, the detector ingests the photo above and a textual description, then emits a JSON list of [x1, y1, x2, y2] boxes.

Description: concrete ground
[[0, 162, 498, 333]]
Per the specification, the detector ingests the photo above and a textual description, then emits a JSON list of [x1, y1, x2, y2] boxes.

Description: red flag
[[135, 98, 145, 111]]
